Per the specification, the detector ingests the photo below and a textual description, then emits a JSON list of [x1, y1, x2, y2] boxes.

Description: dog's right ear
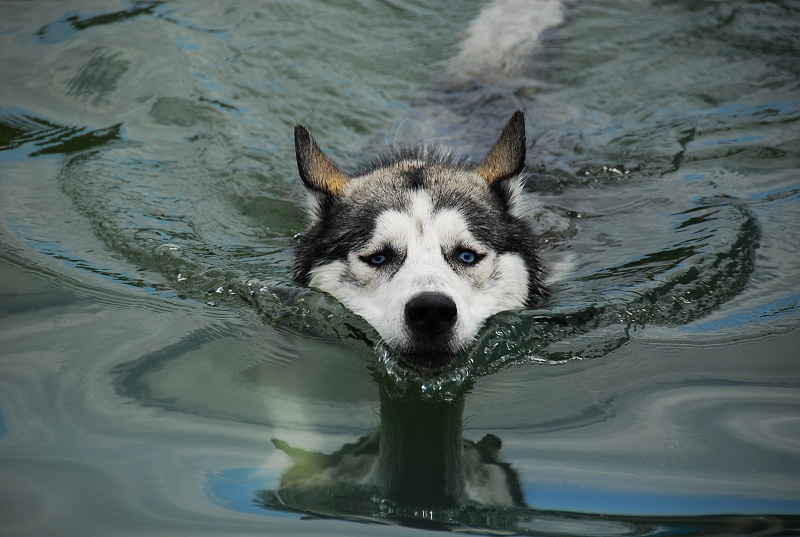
[[294, 125, 349, 196]]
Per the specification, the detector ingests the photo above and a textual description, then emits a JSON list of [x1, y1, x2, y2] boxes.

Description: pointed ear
[[475, 111, 526, 185], [294, 125, 349, 195]]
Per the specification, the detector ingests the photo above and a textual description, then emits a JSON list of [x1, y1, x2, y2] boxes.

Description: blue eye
[[368, 253, 387, 266], [458, 250, 477, 264]]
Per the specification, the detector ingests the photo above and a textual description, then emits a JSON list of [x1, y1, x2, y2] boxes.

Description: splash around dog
[[293, 112, 546, 370]]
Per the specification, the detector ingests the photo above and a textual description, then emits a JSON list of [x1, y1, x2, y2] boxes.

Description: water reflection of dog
[[256, 384, 525, 520]]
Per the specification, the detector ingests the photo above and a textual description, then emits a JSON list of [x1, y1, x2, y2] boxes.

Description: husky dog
[[292, 112, 546, 369]]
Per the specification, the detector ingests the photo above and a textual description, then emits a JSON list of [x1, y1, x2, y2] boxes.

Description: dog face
[[293, 112, 545, 369]]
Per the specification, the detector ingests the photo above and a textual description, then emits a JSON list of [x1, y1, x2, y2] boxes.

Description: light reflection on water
[[1, 0, 799, 535]]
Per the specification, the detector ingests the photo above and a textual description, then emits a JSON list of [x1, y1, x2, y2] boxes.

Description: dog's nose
[[404, 292, 457, 334]]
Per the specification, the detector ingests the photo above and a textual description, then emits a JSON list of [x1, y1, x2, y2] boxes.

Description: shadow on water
[[111, 321, 800, 535], [253, 372, 800, 536]]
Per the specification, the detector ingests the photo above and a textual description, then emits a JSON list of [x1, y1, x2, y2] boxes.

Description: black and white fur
[[293, 112, 546, 369]]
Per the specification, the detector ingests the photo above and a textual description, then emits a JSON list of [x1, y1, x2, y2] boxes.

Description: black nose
[[404, 292, 457, 334]]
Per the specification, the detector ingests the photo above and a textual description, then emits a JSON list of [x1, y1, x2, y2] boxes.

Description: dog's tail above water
[[389, 0, 572, 153], [443, 0, 569, 87]]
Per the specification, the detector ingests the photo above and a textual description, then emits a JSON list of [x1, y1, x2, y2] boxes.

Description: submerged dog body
[[293, 112, 545, 368]]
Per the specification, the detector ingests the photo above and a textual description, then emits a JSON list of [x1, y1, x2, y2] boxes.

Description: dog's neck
[[376, 386, 466, 507]]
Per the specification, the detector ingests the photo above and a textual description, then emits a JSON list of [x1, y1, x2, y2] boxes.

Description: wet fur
[[293, 113, 546, 368], [295, 145, 544, 302]]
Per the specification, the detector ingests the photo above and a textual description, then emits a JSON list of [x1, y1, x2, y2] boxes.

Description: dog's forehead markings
[[370, 190, 476, 254], [344, 160, 489, 204]]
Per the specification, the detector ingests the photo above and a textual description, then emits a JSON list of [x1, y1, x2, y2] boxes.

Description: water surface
[[1, 0, 799, 535]]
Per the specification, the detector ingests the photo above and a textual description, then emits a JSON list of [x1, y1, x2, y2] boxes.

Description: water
[[1, 0, 799, 535]]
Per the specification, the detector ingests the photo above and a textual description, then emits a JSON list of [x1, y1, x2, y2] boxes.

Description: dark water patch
[[65, 48, 131, 106], [0, 110, 122, 159], [37, 1, 164, 43]]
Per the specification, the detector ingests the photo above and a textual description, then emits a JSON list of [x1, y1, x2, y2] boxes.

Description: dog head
[[293, 112, 545, 369]]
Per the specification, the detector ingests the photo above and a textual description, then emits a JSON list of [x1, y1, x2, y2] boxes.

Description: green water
[[1, 0, 799, 535]]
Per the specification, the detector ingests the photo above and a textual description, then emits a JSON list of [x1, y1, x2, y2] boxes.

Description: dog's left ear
[[476, 111, 526, 185], [294, 125, 349, 196]]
